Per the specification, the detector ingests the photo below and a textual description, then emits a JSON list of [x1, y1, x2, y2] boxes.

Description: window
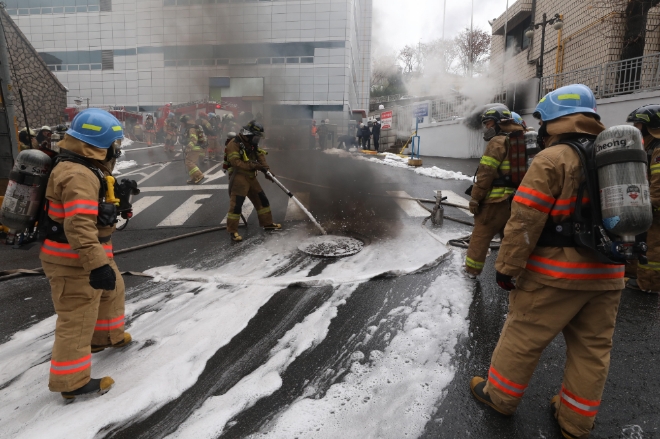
[[301, 57, 314, 64], [286, 57, 300, 63], [505, 16, 532, 53]]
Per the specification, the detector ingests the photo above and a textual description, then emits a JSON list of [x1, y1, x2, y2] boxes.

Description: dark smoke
[[463, 104, 492, 131]]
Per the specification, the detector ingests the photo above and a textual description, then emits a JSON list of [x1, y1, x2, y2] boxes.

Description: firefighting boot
[[193, 175, 206, 185], [230, 232, 243, 242], [61, 377, 114, 402], [91, 332, 132, 353], [264, 223, 282, 231], [550, 395, 591, 439], [469, 377, 511, 416]]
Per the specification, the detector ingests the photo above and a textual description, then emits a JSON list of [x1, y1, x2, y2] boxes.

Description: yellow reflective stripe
[[487, 187, 515, 198], [82, 123, 102, 131], [188, 167, 200, 175], [558, 94, 581, 100], [189, 134, 198, 140], [112, 126, 122, 131], [650, 164, 660, 174], [500, 160, 511, 171], [636, 114, 651, 123], [257, 207, 271, 215], [242, 150, 249, 161], [227, 152, 240, 159], [639, 261, 660, 272], [227, 213, 241, 220], [539, 97, 547, 103], [480, 156, 501, 169], [466, 257, 485, 269]]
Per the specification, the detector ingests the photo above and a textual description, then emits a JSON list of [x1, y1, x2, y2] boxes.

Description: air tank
[[524, 130, 539, 168], [0, 149, 52, 234], [595, 125, 653, 241]]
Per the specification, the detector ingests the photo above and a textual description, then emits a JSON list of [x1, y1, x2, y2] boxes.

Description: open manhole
[[299, 235, 365, 258]]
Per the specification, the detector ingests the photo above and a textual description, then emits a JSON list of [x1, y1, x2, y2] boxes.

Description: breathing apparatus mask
[[482, 123, 499, 141], [106, 139, 123, 161], [537, 122, 548, 150]]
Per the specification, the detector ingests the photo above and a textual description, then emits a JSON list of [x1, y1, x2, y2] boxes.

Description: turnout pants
[[207, 136, 219, 159], [465, 201, 511, 275], [164, 134, 176, 152], [185, 148, 204, 181], [483, 282, 621, 438], [42, 260, 126, 392], [145, 131, 154, 146], [637, 212, 660, 292], [227, 171, 273, 233], [373, 136, 380, 152]]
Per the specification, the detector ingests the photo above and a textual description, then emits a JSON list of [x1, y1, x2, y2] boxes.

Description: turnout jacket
[[471, 121, 524, 204], [646, 133, 660, 210], [182, 125, 206, 151], [39, 135, 115, 272], [495, 114, 625, 291], [226, 135, 269, 178]]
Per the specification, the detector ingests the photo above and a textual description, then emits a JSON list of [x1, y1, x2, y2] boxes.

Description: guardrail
[[541, 52, 660, 98], [369, 94, 416, 104]]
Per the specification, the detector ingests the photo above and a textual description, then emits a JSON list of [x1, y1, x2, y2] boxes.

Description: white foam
[[113, 159, 138, 175], [121, 138, 134, 147]]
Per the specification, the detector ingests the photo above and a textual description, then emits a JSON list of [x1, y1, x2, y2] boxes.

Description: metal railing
[[369, 93, 416, 104], [541, 52, 660, 98]]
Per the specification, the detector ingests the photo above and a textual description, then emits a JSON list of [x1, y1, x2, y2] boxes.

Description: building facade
[[7, 0, 372, 132], [490, 0, 660, 85]]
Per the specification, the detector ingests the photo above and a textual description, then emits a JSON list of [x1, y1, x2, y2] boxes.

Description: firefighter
[[470, 85, 624, 439], [625, 105, 660, 293], [222, 113, 238, 137], [39, 108, 131, 401], [310, 120, 318, 149], [372, 118, 381, 152], [208, 113, 222, 160], [164, 113, 178, 153], [464, 104, 523, 278], [225, 120, 281, 242], [180, 114, 205, 184], [18, 128, 38, 151], [318, 119, 328, 150], [197, 113, 216, 162], [144, 114, 156, 146]]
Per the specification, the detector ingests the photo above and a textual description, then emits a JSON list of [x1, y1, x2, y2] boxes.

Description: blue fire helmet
[[533, 84, 599, 122], [511, 112, 523, 125], [168, 113, 175, 118], [67, 108, 123, 149], [208, 113, 216, 118]]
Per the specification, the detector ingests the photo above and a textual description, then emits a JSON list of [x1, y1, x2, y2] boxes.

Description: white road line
[[140, 185, 228, 192], [123, 144, 164, 152], [285, 192, 310, 221], [220, 198, 255, 225], [175, 153, 181, 157], [387, 190, 430, 217], [203, 163, 226, 184], [129, 196, 163, 218], [138, 162, 172, 185], [437, 190, 473, 217], [157, 194, 213, 227]]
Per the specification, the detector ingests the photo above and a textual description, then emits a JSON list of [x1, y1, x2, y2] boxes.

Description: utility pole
[[0, 8, 19, 193], [442, 0, 447, 40], [469, 0, 474, 77]]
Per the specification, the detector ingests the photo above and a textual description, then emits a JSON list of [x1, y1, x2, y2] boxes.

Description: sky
[[373, 0, 511, 55]]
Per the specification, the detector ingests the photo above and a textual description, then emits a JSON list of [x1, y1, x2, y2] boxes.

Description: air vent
[[100, 0, 112, 12], [102, 50, 114, 70]]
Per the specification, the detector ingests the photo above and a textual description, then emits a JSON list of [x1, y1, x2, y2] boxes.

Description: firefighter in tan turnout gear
[[470, 85, 625, 439], [465, 104, 524, 277], [225, 120, 281, 242], [625, 105, 660, 293], [180, 114, 205, 184], [39, 108, 131, 401]]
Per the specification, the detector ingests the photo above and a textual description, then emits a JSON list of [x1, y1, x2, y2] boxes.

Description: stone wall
[[0, 9, 67, 129]]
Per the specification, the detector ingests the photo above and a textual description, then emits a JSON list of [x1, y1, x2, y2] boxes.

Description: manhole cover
[[299, 235, 364, 258]]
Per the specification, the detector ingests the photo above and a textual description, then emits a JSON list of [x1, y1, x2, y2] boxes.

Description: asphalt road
[[0, 142, 658, 439]]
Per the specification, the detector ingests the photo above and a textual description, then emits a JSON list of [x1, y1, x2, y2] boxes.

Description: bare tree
[[421, 39, 458, 74], [398, 45, 417, 73], [454, 28, 491, 76]]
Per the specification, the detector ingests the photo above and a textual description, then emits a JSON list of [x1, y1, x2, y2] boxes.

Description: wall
[[0, 10, 67, 128], [416, 120, 484, 159]]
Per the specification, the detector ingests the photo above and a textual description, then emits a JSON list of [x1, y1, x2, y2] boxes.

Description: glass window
[[53, 7, 64, 13], [217, 59, 229, 65], [48, 65, 56, 71], [5, 0, 19, 8], [204, 59, 216, 65], [91, 64, 102, 70], [67, 65, 79, 71], [164, 0, 176, 5], [191, 0, 203, 4], [286, 58, 299, 63], [30, 8, 41, 14], [7, 10, 18, 15], [272, 58, 285, 64], [177, 0, 190, 4], [18, 9, 30, 15], [257, 58, 271, 64], [79, 64, 90, 70], [77, 6, 87, 12], [87, 5, 99, 11], [300, 57, 314, 64], [164, 60, 177, 67], [64, 6, 76, 13], [190, 59, 203, 66], [42, 7, 53, 13], [177, 60, 190, 66]]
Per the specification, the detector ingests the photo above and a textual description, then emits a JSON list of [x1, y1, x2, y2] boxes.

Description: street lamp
[[525, 13, 563, 78]]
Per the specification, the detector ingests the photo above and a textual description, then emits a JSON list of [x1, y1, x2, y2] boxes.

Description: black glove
[[496, 271, 516, 291], [89, 264, 116, 291]]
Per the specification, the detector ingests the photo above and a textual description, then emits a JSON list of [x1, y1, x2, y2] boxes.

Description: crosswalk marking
[[203, 164, 227, 184], [157, 194, 213, 227], [220, 198, 254, 225], [140, 185, 228, 192], [285, 193, 310, 221], [437, 190, 473, 217], [129, 196, 163, 218], [387, 190, 429, 217]]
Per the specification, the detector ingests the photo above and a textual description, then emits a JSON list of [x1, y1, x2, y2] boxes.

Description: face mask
[[483, 126, 497, 141], [251, 136, 261, 146]]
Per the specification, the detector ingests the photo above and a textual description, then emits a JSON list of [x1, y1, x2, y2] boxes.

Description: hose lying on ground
[[447, 234, 501, 250], [0, 225, 229, 283]]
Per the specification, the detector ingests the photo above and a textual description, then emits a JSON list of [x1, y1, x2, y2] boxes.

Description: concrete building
[[490, 0, 660, 86], [6, 0, 372, 133]]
